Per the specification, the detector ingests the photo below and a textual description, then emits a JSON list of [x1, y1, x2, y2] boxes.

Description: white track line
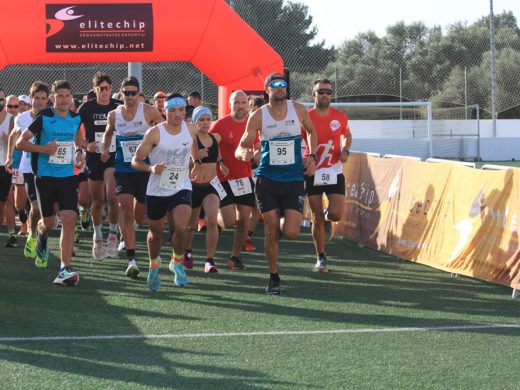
[[1, 324, 519, 343]]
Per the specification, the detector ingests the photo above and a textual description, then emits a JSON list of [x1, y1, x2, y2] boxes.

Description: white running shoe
[[125, 259, 140, 278], [106, 234, 118, 258], [92, 239, 106, 261], [118, 240, 126, 252]]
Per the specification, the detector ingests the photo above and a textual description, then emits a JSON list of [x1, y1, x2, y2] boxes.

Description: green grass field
[[1, 225, 520, 389]]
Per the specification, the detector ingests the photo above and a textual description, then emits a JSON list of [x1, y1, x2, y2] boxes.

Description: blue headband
[[192, 106, 212, 124], [165, 97, 186, 110]]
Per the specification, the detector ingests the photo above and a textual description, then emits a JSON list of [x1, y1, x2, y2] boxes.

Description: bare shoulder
[[187, 122, 199, 138]]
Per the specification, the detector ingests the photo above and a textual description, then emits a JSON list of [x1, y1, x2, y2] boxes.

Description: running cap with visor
[[264, 72, 285, 87]]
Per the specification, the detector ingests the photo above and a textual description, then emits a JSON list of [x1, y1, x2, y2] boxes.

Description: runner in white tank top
[[132, 93, 198, 292]]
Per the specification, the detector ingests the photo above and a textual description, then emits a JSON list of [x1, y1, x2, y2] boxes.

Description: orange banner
[[334, 154, 520, 289]]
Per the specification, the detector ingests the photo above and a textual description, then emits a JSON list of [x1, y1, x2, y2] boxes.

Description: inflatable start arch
[[0, 0, 283, 116]]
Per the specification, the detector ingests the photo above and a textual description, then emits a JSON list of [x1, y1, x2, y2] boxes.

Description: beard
[[316, 99, 330, 109]]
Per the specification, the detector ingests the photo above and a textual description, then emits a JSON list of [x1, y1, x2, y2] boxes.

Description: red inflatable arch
[[0, 0, 283, 116]]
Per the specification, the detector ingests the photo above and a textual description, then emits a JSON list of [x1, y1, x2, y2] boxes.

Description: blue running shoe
[[147, 259, 161, 292], [53, 266, 79, 286], [169, 261, 189, 287]]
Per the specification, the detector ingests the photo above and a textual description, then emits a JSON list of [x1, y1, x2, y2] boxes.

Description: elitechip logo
[[46, 3, 153, 53]]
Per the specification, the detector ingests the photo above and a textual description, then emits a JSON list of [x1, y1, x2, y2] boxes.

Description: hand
[[190, 164, 200, 181], [87, 142, 97, 153], [44, 140, 58, 156], [150, 162, 166, 175], [340, 147, 350, 163], [197, 148, 209, 160], [304, 156, 316, 176], [242, 148, 254, 161], [220, 163, 229, 177], [100, 150, 110, 163], [4, 157, 13, 173], [75, 153, 85, 170], [253, 149, 261, 165]]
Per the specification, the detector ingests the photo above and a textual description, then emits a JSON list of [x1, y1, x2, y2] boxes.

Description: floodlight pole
[[489, 0, 497, 136]]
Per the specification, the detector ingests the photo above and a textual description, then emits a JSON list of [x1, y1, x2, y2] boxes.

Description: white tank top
[[0, 113, 13, 167], [114, 102, 148, 136], [260, 100, 301, 140], [146, 122, 193, 197]]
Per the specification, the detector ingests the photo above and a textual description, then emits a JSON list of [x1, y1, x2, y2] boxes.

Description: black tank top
[[196, 133, 219, 163]]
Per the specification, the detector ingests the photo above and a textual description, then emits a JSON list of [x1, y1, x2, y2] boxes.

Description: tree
[[225, 0, 335, 73]]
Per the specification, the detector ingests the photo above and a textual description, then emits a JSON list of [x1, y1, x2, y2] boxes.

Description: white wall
[[349, 119, 520, 161]]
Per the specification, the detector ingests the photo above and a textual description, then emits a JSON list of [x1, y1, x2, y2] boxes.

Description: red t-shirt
[[305, 107, 350, 169], [209, 114, 253, 181]]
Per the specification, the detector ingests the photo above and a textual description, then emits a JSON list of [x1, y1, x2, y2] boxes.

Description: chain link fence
[[0, 1, 518, 117]]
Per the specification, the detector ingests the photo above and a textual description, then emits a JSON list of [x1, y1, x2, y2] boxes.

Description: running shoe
[[204, 260, 218, 273], [24, 235, 36, 259], [53, 266, 79, 286], [266, 278, 281, 295], [226, 256, 246, 270], [92, 239, 106, 261], [197, 218, 206, 232], [5, 235, 18, 248], [147, 258, 161, 292], [182, 250, 194, 270], [169, 261, 189, 286], [314, 255, 329, 273], [106, 234, 118, 258], [118, 240, 126, 252], [125, 259, 140, 279], [244, 237, 256, 252], [80, 207, 90, 230], [35, 237, 49, 268]]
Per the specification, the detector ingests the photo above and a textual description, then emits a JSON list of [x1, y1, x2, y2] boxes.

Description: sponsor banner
[[46, 3, 153, 52], [335, 154, 520, 289]]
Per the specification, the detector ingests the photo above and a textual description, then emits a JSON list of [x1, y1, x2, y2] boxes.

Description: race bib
[[95, 132, 116, 154], [11, 169, 24, 185], [121, 140, 141, 163], [210, 176, 227, 200], [159, 165, 187, 190], [269, 139, 295, 165], [313, 167, 338, 186], [48, 142, 73, 165], [229, 177, 252, 197]]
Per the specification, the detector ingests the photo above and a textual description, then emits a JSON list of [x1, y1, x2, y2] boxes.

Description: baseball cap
[[264, 72, 285, 87], [18, 95, 31, 105]]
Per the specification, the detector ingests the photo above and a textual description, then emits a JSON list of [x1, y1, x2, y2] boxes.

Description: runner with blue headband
[[164, 96, 186, 110], [131, 92, 200, 292]]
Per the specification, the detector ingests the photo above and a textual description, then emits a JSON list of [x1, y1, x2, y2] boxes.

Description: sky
[[300, 0, 519, 47]]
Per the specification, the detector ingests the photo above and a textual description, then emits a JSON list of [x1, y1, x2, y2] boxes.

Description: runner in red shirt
[[304, 78, 352, 272], [209, 90, 258, 270]]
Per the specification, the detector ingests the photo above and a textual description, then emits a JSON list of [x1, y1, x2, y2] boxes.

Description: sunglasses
[[122, 90, 138, 97], [317, 89, 333, 95], [269, 80, 287, 88], [154, 96, 165, 100], [97, 85, 111, 92], [7, 104, 19, 109]]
